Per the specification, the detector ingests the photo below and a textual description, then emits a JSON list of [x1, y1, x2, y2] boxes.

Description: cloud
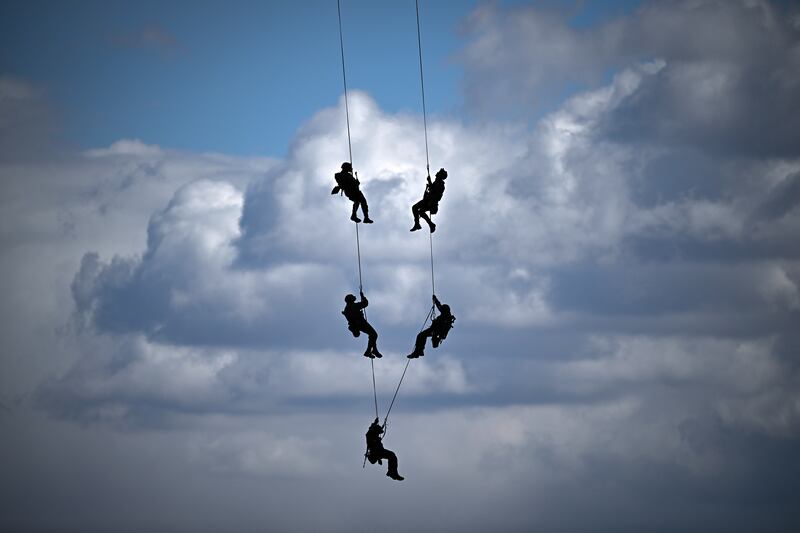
[[462, 1, 800, 157], [458, 1, 630, 116], [4, 1, 800, 531], [41, 331, 471, 424], [57, 57, 800, 423], [0, 77, 60, 161], [85, 138, 165, 157]]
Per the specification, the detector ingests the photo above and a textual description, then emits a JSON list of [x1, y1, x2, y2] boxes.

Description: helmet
[[436, 168, 448, 179], [441, 304, 451, 314], [341, 162, 353, 171], [345, 294, 357, 303]]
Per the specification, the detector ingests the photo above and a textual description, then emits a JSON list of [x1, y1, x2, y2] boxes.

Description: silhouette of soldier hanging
[[365, 418, 404, 480], [331, 162, 373, 223], [410, 167, 447, 233], [407, 294, 455, 359], [342, 291, 383, 359]]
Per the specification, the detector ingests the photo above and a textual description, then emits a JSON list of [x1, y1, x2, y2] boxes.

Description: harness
[[433, 313, 456, 340]]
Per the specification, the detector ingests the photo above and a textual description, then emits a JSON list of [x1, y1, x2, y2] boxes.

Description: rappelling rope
[[339, 0, 364, 300], [338, 0, 377, 424], [382, 359, 410, 436], [355, 220, 375, 418], [429, 231, 436, 308], [416, 0, 436, 306], [379, 0, 440, 436], [416, 0, 430, 175], [381, 304, 435, 436], [354, 223, 364, 296], [370, 358, 378, 418], [337, 0, 353, 165]]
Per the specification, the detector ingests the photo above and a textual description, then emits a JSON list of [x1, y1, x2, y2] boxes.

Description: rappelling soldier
[[342, 291, 382, 359], [410, 167, 447, 233], [331, 162, 373, 223], [365, 418, 404, 481], [407, 294, 455, 358]]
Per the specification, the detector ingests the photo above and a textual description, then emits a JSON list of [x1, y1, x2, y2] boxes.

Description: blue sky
[[2, 1, 800, 532], [1, 0, 641, 156], [1, 0, 471, 155]]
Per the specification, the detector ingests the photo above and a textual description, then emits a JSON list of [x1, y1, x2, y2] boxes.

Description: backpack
[[432, 314, 456, 344]]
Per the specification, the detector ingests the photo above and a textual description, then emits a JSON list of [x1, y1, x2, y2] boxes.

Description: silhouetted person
[[342, 291, 382, 359], [410, 167, 447, 233], [407, 294, 455, 359], [365, 418, 403, 481], [331, 162, 373, 223]]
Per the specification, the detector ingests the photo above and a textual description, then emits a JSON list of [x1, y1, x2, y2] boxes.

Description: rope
[[337, 11, 379, 457], [337, 0, 367, 321], [382, 358, 411, 433], [362, 0, 440, 452], [363, 355, 378, 469], [370, 357, 378, 418], [339, 0, 364, 300], [429, 231, 436, 304], [415, 0, 430, 175], [338, 1, 375, 440], [355, 223, 364, 295], [421, 304, 435, 331], [380, 304, 434, 436], [337, 0, 353, 164], [416, 0, 436, 304]]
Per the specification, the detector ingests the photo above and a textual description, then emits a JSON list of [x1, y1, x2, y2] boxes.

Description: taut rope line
[[415, 0, 430, 174], [338, 0, 377, 424], [337, 0, 353, 164]]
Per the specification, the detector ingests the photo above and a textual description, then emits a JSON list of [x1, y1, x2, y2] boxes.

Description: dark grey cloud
[[631, 147, 727, 207], [463, 1, 800, 157], [604, 1, 800, 158], [754, 170, 800, 221], [0, 77, 61, 162]]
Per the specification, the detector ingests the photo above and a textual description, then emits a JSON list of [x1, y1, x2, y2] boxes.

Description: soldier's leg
[[350, 200, 361, 222], [356, 322, 374, 358], [362, 322, 381, 357], [357, 191, 372, 223], [408, 327, 432, 358], [381, 449, 400, 478], [343, 188, 361, 222], [412, 200, 424, 222], [419, 209, 435, 232], [410, 200, 425, 231]]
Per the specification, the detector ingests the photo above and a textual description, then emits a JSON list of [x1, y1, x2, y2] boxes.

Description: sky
[[1, 0, 800, 531]]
